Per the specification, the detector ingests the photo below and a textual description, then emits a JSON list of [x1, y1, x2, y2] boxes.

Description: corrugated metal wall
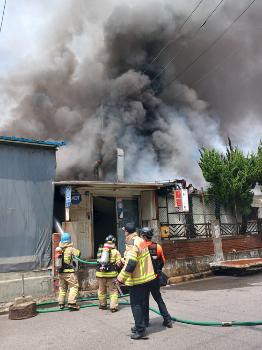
[[0, 143, 56, 272]]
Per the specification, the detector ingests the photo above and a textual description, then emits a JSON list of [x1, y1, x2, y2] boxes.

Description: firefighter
[[96, 235, 122, 312], [57, 232, 81, 311], [116, 223, 156, 340], [140, 227, 173, 328]]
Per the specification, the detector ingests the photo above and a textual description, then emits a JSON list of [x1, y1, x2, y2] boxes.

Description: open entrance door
[[116, 197, 140, 254], [93, 197, 116, 255], [93, 196, 140, 256]]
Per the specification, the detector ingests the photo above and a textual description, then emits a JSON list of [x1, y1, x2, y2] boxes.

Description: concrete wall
[[161, 235, 262, 277], [162, 248, 262, 278], [0, 270, 53, 303], [78, 265, 98, 291]]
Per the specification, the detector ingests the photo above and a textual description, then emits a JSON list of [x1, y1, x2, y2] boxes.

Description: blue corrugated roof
[[0, 136, 66, 148]]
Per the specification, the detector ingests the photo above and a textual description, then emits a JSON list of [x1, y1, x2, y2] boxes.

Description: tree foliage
[[199, 140, 262, 232]]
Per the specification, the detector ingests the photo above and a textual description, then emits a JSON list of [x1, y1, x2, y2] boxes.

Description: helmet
[[105, 235, 116, 243], [123, 222, 136, 233], [140, 227, 153, 239], [61, 232, 71, 243]]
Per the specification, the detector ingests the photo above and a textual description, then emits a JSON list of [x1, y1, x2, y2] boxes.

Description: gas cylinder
[[55, 246, 63, 270], [100, 248, 110, 264]]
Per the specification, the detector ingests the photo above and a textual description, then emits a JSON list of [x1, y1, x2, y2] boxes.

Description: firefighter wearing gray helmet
[[116, 223, 156, 340], [96, 235, 122, 312], [140, 227, 173, 328]]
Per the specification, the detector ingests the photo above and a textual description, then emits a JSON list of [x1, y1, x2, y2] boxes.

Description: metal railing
[[220, 221, 258, 236], [162, 221, 260, 240], [167, 223, 211, 239]]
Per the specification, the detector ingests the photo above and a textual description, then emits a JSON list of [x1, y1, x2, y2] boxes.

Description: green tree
[[199, 140, 262, 233]]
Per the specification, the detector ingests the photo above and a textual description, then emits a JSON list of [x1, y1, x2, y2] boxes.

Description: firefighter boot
[[68, 303, 80, 311], [59, 304, 65, 310], [162, 319, 173, 328], [99, 305, 107, 310], [131, 323, 149, 333], [130, 331, 147, 340], [111, 308, 118, 313]]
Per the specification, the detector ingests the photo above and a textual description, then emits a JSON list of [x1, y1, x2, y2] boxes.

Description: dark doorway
[[93, 197, 116, 255], [53, 186, 65, 232]]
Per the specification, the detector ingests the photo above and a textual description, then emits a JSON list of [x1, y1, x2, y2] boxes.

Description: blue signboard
[[71, 191, 82, 205], [65, 186, 71, 208]]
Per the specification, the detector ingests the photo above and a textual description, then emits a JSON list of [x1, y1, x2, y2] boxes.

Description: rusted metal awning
[[210, 258, 262, 275]]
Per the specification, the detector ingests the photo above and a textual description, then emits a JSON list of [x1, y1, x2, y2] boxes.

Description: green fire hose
[[74, 256, 97, 265], [36, 296, 262, 327], [43, 257, 262, 327]]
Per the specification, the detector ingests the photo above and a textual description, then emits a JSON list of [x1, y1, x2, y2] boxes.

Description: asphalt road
[[1, 274, 262, 350]]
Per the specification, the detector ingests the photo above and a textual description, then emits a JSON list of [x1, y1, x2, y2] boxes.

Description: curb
[[0, 302, 13, 316], [0, 291, 97, 316], [0, 274, 214, 315], [168, 270, 213, 285]]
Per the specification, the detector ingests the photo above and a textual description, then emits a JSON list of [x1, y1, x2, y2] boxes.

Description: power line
[[197, 0, 225, 31], [150, 0, 225, 85], [161, 0, 256, 92], [144, 0, 206, 70], [173, 46, 242, 101], [0, 0, 7, 33]]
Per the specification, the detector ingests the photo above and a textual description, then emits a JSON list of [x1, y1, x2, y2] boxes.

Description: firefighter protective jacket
[[96, 243, 122, 278], [59, 242, 80, 273], [117, 232, 156, 286]]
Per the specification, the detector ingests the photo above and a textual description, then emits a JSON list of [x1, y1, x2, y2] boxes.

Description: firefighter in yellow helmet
[[96, 235, 122, 312], [116, 223, 156, 340], [57, 232, 81, 311]]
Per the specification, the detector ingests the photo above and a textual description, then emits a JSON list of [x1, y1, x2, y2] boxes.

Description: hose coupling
[[222, 321, 233, 327]]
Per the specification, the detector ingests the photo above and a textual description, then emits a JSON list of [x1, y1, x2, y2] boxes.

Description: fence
[[158, 192, 261, 240], [163, 221, 260, 240]]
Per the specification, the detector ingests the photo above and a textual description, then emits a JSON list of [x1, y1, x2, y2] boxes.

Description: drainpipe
[[116, 148, 124, 182]]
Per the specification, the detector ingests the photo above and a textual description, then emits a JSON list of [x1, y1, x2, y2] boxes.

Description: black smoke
[[1, 0, 261, 185]]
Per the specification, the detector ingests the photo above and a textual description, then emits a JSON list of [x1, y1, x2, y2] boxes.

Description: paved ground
[[1, 274, 262, 350]]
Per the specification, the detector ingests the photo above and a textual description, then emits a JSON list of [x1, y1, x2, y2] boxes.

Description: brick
[[162, 235, 262, 260]]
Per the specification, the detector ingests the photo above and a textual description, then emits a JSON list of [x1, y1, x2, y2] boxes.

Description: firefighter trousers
[[58, 272, 79, 305], [144, 277, 171, 325], [129, 283, 148, 334], [97, 277, 118, 310]]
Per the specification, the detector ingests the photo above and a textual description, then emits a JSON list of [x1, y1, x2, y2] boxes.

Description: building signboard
[[174, 188, 189, 212]]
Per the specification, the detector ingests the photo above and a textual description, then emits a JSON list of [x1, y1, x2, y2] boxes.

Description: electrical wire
[[0, 0, 7, 33], [161, 0, 256, 92], [144, 0, 206, 70], [173, 46, 242, 101], [150, 0, 225, 85]]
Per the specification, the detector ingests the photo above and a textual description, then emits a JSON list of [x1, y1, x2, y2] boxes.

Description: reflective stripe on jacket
[[117, 232, 156, 286], [59, 242, 80, 273], [96, 245, 122, 278]]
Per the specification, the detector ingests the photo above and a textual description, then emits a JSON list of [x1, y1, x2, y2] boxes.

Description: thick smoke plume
[[1, 0, 261, 186]]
